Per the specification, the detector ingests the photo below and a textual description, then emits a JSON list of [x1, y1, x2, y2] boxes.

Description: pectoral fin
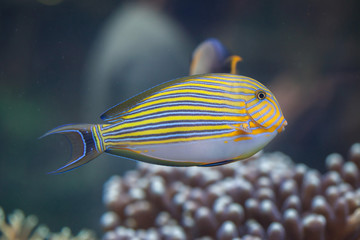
[[230, 123, 252, 133]]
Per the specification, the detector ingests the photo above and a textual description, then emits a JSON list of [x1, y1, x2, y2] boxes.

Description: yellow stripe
[[92, 125, 104, 152], [129, 96, 243, 112], [107, 132, 234, 146], [144, 88, 243, 101], [161, 82, 255, 93], [102, 115, 247, 134], [205, 75, 267, 89], [105, 125, 232, 139], [124, 105, 242, 120]]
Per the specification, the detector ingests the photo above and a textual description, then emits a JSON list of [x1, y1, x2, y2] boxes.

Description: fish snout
[[278, 119, 288, 133]]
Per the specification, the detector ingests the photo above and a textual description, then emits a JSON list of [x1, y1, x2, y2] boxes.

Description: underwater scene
[[1, 0, 360, 239]]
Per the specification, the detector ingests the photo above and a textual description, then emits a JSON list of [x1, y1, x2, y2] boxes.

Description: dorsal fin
[[100, 75, 196, 123]]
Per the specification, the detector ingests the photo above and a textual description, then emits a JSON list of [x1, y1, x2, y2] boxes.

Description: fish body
[[43, 73, 287, 173]]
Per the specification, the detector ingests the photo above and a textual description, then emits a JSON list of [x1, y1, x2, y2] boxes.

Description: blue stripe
[[95, 125, 104, 151], [103, 120, 241, 136], [159, 85, 255, 96], [92, 128, 99, 152], [47, 130, 86, 174], [102, 122, 123, 130], [262, 102, 283, 129], [190, 77, 269, 93], [247, 100, 266, 112], [140, 92, 244, 106], [103, 94, 245, 122], [210, 74, 268, 88], [206, 75, 268, 89], [105, 127, 278, 143], [104, 128, 234, 142], [105, 93, 245, 122], [127, 100, 245, 116], [123, 110, 247, 123], [169, 80, 258, 91], [245, 97, 258, 105], [254, 106, 271, 121]]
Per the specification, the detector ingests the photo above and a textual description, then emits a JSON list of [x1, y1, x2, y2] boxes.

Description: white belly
[[129, 131, 278, 164]]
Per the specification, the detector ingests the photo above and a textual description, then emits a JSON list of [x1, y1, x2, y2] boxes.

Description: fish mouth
[[278, 119, 288, 133]]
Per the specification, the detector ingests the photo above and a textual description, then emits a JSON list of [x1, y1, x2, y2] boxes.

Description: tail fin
[[40, 124, 104, 174]]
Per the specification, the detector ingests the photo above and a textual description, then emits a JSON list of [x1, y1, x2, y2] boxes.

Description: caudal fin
[[41, 124, 104, 174]]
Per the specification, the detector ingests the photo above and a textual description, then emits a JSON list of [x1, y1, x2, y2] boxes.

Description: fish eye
[[256, 90, 266, 100]]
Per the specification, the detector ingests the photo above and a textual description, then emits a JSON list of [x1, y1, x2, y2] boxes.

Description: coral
[[101, 143, 360, 240], [0, 207, 97, 240]]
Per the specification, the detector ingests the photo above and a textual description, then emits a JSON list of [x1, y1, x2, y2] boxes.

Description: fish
[[189, 38, 243, 75], [42, 73, 287, 174]]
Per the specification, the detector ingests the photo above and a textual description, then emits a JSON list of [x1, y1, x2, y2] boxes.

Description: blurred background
[[0, 0, 359, 235]]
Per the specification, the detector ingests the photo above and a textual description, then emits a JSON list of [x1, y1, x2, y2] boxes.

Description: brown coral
[[101, 143, 360, 240]]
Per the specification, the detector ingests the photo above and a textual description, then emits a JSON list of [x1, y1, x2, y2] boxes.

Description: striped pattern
[[98, 74, 286, 148], [92, 124, 105, 152]]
